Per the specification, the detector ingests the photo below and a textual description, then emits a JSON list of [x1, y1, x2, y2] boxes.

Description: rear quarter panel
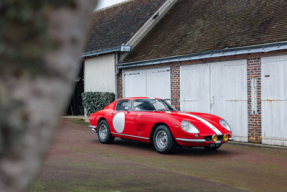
[[89, 101, 116, 126]]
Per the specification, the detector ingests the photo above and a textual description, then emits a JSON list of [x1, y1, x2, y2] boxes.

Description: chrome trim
[[176, 138, 206, 143], [228, 137, 234, 141], [89, 125, 97, 133], [111, 132, 149, 140]]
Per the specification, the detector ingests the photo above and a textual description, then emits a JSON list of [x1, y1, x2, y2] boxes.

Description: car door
[[132, 99, 156, 138], [109, 99, 137, 137]]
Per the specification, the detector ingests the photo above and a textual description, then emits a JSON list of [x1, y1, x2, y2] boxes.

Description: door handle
[[111, 112, 114, 114]]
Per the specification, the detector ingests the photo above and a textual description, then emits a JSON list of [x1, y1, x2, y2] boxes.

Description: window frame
[[132, 99, 177, 112], [115, 99, 132, 111]]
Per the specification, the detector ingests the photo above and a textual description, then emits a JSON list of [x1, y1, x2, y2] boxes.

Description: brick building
[[115, 0, 287, 145]]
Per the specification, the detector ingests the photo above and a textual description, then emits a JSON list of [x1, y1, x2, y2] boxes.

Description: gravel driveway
[[28, 119, 287, 192]]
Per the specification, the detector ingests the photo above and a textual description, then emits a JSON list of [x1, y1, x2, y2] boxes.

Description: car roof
[[118, 97, 163, 101]]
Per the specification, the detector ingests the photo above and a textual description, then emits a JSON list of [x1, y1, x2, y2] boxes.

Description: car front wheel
[[97, 120, 114, 144], [153, 125, 176, 154]]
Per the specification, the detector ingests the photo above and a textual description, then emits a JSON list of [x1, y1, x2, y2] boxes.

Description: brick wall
[[117, 72, 123, 99], [247, 58, 262, 143], [170, 66, 180, 110]]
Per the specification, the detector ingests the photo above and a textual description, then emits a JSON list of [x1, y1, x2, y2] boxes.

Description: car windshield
[[133, 99, 177, 111]]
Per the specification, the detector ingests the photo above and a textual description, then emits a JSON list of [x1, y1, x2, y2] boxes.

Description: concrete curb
[[227, 141, 287, 150]]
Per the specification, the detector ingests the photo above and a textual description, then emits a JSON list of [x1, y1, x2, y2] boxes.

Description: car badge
[[212, 127, 216, 130], [138, 114, 141, 117]]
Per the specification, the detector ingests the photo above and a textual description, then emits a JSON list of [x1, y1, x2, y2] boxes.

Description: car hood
[[155, 111, 230, 135]]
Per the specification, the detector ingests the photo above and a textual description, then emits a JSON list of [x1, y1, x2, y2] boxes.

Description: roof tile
[[124, 0, 287, 63], [85, 0, 166, 53]]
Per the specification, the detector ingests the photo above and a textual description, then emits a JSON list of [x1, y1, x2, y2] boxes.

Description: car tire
[[97, 120, 114, 144], [153, 125, 176, 154]]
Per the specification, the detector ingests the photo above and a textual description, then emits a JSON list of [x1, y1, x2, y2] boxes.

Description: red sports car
[[89, 97, 233, 154]]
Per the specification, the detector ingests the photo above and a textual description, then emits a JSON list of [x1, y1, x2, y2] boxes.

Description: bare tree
[[0, 0, 98, 191]]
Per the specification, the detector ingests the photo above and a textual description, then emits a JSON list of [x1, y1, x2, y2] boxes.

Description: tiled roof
[[85, 0, 166, 53], [123, 0, 287, 63]]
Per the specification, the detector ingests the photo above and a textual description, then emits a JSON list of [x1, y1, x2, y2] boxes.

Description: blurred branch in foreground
[[0, 0, 98, 191]]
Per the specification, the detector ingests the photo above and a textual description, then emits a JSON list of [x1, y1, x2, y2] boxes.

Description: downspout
[[115, 52, 120, 100]]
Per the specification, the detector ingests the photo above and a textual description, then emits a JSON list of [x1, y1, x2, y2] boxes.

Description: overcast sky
[[96, 0, 127, 10]]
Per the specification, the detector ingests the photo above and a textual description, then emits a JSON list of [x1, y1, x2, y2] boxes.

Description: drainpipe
[[115, 44, 130, 100], [115, 52, 120, 100]]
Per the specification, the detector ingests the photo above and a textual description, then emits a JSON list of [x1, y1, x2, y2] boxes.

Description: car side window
[[116, 100, 131, 111], [133, 100, 155, 111]]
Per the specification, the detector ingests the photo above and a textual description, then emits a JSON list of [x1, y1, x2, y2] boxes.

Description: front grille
[[218, 135, 223, 140], [205, 135, 223, 141]]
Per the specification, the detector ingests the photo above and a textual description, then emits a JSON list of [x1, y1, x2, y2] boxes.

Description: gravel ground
[[28, 118, 287, 192]]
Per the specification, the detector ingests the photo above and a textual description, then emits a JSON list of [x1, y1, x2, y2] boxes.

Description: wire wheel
[[156, 130, 168, 149], [98, 124, 108, 140]]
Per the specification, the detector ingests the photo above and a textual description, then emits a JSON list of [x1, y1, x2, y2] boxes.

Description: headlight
[[220, 119, 232, 132], [181, 120, 199, 133], [212, 135, 218, 142], [223, 134, 229, 141]]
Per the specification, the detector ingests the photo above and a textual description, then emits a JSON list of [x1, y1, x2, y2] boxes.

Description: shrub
[[81, 92, 115, 116]]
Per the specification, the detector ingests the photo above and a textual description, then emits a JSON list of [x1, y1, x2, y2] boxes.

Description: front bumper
[[89, 125, 97, 133], [228, 137, 234, 141], [176, 138, 206, 143], [176, 136, 231, 147]]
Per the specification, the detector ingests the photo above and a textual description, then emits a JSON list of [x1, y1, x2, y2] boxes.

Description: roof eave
[[80, 46, 121, 58], [81, 44, 131, 58], [118, 41, 287, 68]]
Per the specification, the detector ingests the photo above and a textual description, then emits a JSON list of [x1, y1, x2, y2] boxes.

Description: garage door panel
[[124, 67, 171, 99], [180, 64, 210, 113], [262, 55, 287, 146], [124, 70, 147, 97], [181, 60, 248, 141], [146, 67, 171, 99], [223, 101, 248, 141], [223, 62, 247, 100], [211, 60, 248, 142]]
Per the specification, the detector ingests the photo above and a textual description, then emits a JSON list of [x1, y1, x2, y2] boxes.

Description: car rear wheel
[[97, 120, 114, 144], [153, 125, 176, 154]]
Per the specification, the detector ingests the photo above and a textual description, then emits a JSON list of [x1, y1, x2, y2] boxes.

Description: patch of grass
[[71, 119, 89, 126]]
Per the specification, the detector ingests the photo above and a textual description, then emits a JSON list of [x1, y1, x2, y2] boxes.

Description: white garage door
[[180, 64, 210, 113], [262, 55, 287, 146], [181, 60, 248, 142], [124, 70, 147, 97], [124, 67, 171, 99]]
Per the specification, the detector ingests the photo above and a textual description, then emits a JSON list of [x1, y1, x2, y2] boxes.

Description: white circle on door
[[112, 112, 125, 133]]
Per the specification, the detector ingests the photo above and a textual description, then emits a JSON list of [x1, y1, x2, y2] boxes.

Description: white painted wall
[[84, 54, 115, 93]]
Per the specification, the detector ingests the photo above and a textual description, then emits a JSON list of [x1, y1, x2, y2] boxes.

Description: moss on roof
[[85, 0, 166, 53], [123, 0, 287, 63]]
